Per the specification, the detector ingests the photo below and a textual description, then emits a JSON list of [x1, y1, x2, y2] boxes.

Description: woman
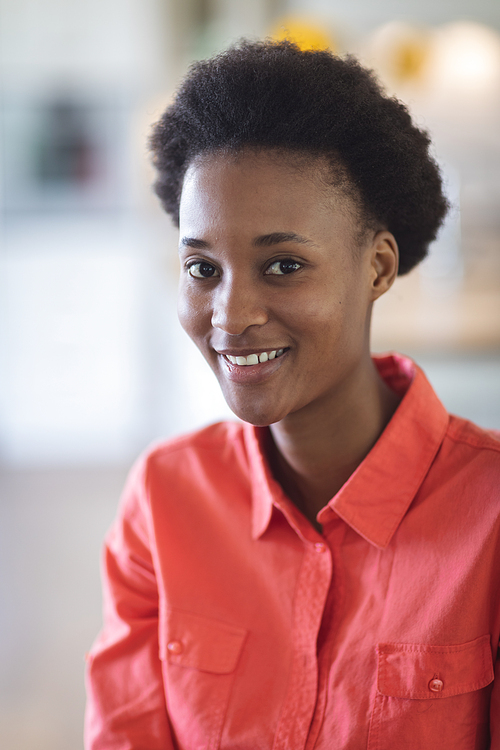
[[85, 40, 500, 749]]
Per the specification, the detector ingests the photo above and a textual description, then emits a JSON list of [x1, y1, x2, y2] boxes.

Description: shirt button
[[314, 542, 327, 553], [429, 678, 444, 692], [167, 640, 183, 655]]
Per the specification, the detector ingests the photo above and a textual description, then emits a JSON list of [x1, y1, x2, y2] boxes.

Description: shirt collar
[[245, 353, 449, 547]]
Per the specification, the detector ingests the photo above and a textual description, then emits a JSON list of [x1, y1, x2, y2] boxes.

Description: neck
[[267, 354, 400, 530]]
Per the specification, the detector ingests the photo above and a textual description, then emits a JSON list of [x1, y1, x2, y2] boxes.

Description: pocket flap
[[377, 634, 494, 699], [159, 608, 247, 674]]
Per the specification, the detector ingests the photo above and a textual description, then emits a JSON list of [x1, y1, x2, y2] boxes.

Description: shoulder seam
[[445, 425, 500, 455]]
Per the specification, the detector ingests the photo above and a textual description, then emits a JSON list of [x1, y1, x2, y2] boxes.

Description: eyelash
[[186, 258, 303, 279]]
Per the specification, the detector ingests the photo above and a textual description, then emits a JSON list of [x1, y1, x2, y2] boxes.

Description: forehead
[[179, 149, 361, 247]]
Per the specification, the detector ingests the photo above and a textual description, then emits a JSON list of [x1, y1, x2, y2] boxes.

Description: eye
[[188, 261, 220, 279], [265, 259, 302, 276]]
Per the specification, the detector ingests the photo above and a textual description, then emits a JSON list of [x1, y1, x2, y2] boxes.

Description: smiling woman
[[85, 40, 500, 750], [177, 150, 399, 442]]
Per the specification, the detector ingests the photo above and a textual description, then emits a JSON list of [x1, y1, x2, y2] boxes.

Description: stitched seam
[[367, 694, 384, 750], [445, 428, 500, 454], [207, 698, 227, 750], [378, 638, 488, 654], [272, 549, 312, 750]]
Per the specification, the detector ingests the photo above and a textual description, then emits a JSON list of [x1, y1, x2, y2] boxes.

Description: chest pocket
[[159, 608, 247, 750], [368, 635, 494, 750]]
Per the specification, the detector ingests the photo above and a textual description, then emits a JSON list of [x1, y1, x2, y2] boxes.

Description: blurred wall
[[287, 0, 500, 34]]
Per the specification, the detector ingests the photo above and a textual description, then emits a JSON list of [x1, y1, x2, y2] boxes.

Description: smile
[[224, 349, 286, 366]]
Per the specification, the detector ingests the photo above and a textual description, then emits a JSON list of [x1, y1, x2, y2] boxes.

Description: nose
[[211, 276, 268, 334]]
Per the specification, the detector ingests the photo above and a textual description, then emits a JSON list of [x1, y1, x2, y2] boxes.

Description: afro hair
[[150, 39, 449, 274]]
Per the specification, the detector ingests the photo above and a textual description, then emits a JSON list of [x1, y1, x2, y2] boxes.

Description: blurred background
[[1, 0, 499, 747]]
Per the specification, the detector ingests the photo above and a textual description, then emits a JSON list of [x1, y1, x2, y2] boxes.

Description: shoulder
[[446, 415, 500, 455], [116, 421, 248, 517], [131, 421, 248, 485], [436, 415, 500, 494], [144, 420, 245, 460], [119, 421, 255, 532]]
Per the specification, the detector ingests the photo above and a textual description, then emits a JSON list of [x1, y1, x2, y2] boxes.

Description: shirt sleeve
[[84, 458, 175, 750]]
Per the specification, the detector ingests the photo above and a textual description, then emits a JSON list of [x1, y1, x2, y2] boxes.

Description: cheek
[[296, 288, 367, 355], [289, 283, 347, 337], [177, 287, 208, 343]]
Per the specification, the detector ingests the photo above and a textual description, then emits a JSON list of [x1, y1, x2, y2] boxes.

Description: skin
[[177, 149, 400, 530]]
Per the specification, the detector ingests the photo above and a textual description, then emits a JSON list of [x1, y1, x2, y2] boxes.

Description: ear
[[368, 231, 399, 301]]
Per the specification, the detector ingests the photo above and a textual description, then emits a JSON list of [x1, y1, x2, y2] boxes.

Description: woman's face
[[177, 150, 392, 427]]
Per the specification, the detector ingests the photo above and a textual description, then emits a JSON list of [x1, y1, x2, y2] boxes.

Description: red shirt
[[85, 354, 500, 749]]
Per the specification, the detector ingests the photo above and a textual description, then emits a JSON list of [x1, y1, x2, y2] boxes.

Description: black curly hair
[[150, 39, 449, 275]]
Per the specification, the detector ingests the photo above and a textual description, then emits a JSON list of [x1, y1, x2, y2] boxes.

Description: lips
[[215, 347, 289, 384], [224, 348, 286, 366]]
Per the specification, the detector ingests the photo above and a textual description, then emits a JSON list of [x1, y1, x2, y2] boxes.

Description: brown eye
[[266, 260, 302, 275], [188, 262, 220, 278]]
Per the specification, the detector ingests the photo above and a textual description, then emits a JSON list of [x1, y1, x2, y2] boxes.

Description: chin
[[225, 397, 286, 427], [229, 407, 275, 428]]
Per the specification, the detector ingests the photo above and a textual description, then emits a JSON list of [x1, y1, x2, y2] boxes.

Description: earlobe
[[370, 231, 399, 301]]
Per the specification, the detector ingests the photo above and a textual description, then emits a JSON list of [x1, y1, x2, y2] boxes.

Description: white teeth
[[224, 349, 286, 366]]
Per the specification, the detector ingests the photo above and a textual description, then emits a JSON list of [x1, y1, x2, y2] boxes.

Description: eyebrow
[[252, 232, 314, 247], [179, 232, 314, 250], [179, 237, 210, 250]]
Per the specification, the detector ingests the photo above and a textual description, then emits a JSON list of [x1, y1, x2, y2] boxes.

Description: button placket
[[272, 541, 332, 750]]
